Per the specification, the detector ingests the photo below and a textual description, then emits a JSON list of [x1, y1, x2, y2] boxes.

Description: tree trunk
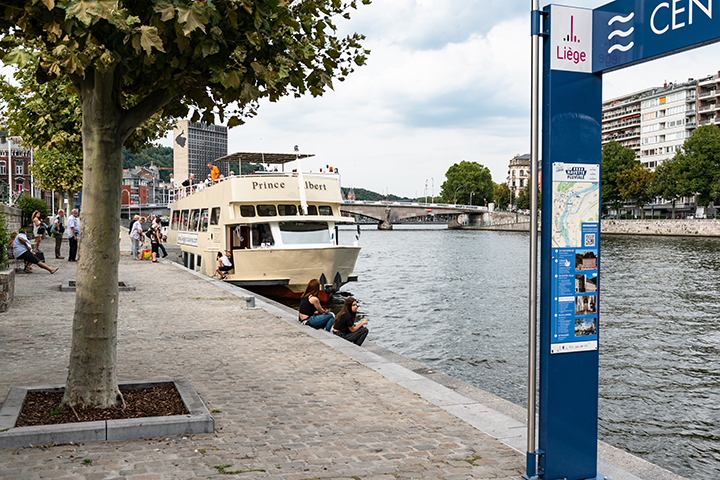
[[62, 68, 124, 408]]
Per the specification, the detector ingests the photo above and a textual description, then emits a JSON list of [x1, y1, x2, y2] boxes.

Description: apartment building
[[507, 153, 530, 198], [697, 72, 720, 127], [601, 90, 645, 157], [639, 82, 696, 169]]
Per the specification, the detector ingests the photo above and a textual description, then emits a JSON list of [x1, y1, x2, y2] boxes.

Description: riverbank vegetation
[[603, 124, 720, 217]]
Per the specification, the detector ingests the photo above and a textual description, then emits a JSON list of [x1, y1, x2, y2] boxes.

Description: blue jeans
[[306, 313, 335, 331]]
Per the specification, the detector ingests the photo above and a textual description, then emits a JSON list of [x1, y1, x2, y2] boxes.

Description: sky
[[5, 0, 720, 198]]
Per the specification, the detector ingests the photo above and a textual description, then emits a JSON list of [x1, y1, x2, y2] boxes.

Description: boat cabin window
[[210, 207, 221, 225], [251, 223, 275, 247], [240, 205, 255, 217], [257, 205, 277, 217], [318, 206, 333, 216], [199, 208, 209, 232], [180, 210, 189, 231], [306, 205, 318, 215], [188, 209, 200, 231], [279, 221, 331, 245], [171, 210, 180, 230], [278, 204, 297, 216]]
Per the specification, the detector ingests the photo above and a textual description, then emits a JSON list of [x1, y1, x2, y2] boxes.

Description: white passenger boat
[[166, 152, 360, 300]]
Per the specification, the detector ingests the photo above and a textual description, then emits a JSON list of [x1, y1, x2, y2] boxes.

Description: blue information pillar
[[539, 5, 602, 479]]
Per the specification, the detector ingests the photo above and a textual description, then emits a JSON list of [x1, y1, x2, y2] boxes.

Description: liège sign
[[550, 6, 593, 73]]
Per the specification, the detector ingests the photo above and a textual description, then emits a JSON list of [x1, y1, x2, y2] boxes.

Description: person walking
[[129, 215, 140, 256], [67, 209, 79, 262], [298, 279, 335, 331], [148, 218, 162, 262], [153, 216, 168, 258], [51, 209, 65, 259]]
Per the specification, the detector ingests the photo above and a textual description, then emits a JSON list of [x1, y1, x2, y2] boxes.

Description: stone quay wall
[[466, 218, 720, 237], [602, 218, 720, 236]]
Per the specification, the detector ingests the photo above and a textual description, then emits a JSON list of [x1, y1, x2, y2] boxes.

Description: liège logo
[[551, 6, 593, 73]]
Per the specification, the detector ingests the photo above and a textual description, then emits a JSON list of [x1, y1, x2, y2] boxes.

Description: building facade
[[0, 138, 58, 210], [506, 154, 530, 198], [173, 121, 228, 184], [601, 89, 645, 157], [639, 81, 696, 169], [697, 72, 720, 128]]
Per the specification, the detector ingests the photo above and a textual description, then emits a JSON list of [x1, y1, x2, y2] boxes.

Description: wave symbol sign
[[607, 12, 635, 54]]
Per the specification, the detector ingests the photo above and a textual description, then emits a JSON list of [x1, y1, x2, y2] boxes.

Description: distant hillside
[[122, 146, 173, 182], [122, 146, 265, 182], [342, 187, 411, 202]]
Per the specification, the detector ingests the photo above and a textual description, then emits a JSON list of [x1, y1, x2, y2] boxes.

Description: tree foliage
[[673, 124, 720, 206], [616, 164, 653, 218], [0, 0, 370, 409], [494, 182, 513, 210], [648, 155, 682, 217], [439, 161, 494, 205], [601, 141, 638, 212], [17, 194, 49, 222]]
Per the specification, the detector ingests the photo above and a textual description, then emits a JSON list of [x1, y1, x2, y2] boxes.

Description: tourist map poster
[[550, 163, 599, 354]]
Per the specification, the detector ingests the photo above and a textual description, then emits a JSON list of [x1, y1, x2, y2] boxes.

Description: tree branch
[[119, 89, 176, 142]]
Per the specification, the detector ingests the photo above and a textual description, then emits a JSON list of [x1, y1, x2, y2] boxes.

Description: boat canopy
[[214, 152, 315, 165]]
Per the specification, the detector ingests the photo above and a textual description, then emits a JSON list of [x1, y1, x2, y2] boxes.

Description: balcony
[[698, 104, 716, 113], [699, 89, 717, 99]]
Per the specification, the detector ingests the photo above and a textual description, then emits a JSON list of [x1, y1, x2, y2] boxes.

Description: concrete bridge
[[340, 201, 492, 229]]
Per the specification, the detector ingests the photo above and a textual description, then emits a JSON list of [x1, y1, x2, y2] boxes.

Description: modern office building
[[173, 120, 228, 184], [506, 153, 531, 198]]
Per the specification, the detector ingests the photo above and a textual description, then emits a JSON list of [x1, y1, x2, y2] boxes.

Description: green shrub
[[0, 210, 10, 268], [16, 195, 49, 225]]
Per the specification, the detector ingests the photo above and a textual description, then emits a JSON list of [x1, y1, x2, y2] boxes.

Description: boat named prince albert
[[166, 152, 360, 300]]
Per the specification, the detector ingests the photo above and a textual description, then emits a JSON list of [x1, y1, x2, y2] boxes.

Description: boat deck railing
[[170, 171, 339, 202]]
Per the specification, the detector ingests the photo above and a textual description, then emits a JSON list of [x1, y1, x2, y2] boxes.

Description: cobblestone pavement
[[0, 237, 525, 479]]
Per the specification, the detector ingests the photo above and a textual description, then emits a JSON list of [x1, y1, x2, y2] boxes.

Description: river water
[[333, 224, 719, 479]]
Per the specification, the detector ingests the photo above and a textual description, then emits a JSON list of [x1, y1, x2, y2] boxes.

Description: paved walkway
[[0, 236, 684, 480]]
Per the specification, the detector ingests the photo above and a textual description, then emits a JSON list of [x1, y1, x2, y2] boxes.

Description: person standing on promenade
[[148, 218, 162, 262], [130, 216, 145, 260], [129, 214, 140, 256], [152, 216, 168, 258], [51, 209, 65, 259], [11, 230, 58, 274], [332, 297, 369, 346], [208, 162, 219, 183], [298, 279, 335, 331], [67, 209, 79, 262], [31, 211, 45, 253]]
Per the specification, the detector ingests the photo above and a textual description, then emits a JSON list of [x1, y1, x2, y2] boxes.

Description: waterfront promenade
[[0, 238, 685, 479]]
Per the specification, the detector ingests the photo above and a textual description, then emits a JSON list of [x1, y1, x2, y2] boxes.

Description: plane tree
[[0, 0, 369, 409], [616, 164, 653, 219], [601, 140, 638, 213], [0, 60, 173, 211], [439, 161, 494, 205], [673, 124, 720, 206]]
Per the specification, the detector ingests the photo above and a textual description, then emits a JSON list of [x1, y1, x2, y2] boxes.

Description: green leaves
[[2, 48, 34, 68]]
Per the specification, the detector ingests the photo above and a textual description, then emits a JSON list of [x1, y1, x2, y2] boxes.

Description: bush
[[17, 195, 49, 226], [0, 210, 10, 268]]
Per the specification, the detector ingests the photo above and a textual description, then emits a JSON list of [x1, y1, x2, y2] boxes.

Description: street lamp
[[470, 191, 474, 205], [453, 183, 468, 205]]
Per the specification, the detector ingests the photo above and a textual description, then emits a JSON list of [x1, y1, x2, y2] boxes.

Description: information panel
[[550, 163, 599, 354]]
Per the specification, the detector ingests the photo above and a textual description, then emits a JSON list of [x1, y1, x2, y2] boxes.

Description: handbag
[[36, 251, 45, 263]]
